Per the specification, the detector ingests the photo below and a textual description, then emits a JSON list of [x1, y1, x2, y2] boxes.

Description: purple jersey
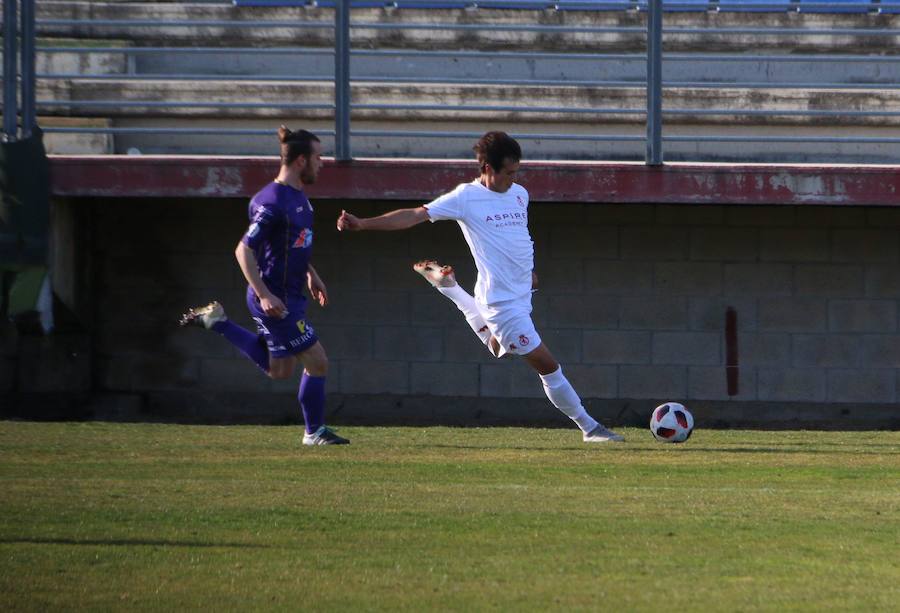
[[242, 181, 315, 301]]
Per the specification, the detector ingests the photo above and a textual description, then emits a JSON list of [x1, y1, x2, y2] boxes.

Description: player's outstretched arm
[[337, 206, 429, 232]]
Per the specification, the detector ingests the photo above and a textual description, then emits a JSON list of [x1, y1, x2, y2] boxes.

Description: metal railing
[[647, 0, 663, 164], [4, 0, 900, 162], [3, 0, 36, 140]]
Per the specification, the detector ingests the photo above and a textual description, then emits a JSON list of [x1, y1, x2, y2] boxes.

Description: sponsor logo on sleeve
[[251, 205, 273, 222]]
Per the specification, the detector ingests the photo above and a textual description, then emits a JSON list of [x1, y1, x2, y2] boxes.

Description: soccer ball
[[649, 402, 694, 443]]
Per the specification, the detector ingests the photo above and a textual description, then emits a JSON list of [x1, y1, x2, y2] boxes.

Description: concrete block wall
[[0, 323, 18, 394], [82, 196, 900, 421]]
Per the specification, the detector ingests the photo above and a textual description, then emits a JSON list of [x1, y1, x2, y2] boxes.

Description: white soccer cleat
[[179, 300, 227, 329], [302, 426, 350, 445], [583, 424, 625, 443], [413, 259, 457, 288]]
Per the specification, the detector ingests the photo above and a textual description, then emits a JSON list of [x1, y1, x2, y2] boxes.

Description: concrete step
[[122, 48, 900, 86], [37, 1, 900, 53], [40, 116, 114, 153], [39, 40, 900, 86], [37, 38, 131, 76], [103, 115, 899, 163], [31, 79, 900, 161], [36, 78, 900, 127]]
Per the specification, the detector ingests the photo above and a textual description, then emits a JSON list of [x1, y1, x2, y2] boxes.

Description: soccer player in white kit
[[336, 131, 623, 443]]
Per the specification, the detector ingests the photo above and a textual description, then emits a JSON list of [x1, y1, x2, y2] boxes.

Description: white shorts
[[478, 298, 541, 357]]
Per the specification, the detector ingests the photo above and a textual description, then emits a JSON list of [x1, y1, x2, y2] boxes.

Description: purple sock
[[211, 320, 269, 373], [299, 373, 326, 434]]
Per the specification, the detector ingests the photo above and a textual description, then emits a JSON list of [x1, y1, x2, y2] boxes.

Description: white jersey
[[424, 180, 534, 306]]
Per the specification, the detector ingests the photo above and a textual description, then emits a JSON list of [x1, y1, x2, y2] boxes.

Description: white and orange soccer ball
[[649, 402, 694, 443]]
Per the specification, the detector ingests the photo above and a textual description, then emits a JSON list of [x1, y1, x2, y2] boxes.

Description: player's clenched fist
[[336, 209, 362, 231]]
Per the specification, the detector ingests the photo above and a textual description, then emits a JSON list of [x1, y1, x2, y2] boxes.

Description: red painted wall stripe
[[49, 156, 900, 205]]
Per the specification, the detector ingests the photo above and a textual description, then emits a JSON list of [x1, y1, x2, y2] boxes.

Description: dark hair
[[278, 125, 320, 166], [473, 131, 522, 172]]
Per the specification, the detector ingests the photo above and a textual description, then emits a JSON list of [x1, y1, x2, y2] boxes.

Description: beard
[[300, 161, 317, 185]]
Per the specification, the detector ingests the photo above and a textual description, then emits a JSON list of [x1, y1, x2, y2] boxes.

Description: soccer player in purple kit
[[180, 126, 348, 445], [337, 131, 624, 443]]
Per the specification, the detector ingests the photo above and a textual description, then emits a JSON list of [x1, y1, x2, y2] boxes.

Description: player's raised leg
[[180, 301, 270, 373], [413, 259, 504, 357]]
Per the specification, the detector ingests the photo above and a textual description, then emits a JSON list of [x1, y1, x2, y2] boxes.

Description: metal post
[[21, 0, 35, 138], [645, 0, 663, 166], [3, 0, 19, 140], [334, 0, 351, 160]]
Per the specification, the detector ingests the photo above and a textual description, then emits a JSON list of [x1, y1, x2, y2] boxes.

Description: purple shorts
[[246, 289, 318, 359]]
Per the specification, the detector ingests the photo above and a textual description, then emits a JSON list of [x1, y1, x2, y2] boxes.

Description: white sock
[[540, 367, 599, 433], [436, 285, 497, 352]]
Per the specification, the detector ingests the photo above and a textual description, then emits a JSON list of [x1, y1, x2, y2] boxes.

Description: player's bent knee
[[523, 343, 559, 375], [298, 342, 328, 377], [304, 355, 328, 377]]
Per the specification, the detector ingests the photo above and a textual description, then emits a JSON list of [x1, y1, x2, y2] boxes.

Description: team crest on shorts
[[296, 320, 307, 333], [518, 335, 530, 346]]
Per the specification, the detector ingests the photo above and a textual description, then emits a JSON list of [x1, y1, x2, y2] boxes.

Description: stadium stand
[[24, 0, 900, 161]]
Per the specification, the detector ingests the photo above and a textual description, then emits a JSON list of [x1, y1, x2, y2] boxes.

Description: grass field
[[1, 422, 898, 611]]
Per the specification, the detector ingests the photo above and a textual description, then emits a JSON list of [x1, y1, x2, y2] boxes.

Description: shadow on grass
[[421, 443, 899, 455], [654, 446, 900, 455], [715, 440, 900, 449], [0, 537, 269, 549]]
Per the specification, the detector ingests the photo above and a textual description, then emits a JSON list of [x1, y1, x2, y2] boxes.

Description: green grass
[[1, 422, 898, 611]]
